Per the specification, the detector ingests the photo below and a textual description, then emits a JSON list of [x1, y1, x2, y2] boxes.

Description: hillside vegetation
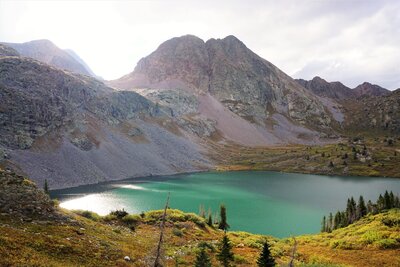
[[0, 169, 399, 266], [214, 137, 400, 178]]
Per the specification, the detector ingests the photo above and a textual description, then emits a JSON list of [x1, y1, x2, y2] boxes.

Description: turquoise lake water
[[52, 171, 400, 237]]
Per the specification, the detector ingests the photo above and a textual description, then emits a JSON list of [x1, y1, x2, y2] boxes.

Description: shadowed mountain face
[[2, 40, 95, 77], [110, 35, 336, 145]]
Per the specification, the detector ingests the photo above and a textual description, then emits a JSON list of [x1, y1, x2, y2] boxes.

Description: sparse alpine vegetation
[[0, 170, 399, 267]]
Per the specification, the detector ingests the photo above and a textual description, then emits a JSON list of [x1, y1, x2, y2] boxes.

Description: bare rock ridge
[[110, 35, 336, 145], [0, 44, 20, 57], [296, 76, 390, 100], [296, 76, 355, 100], [2, 39, 96, 77], [353, 82, 390, 97]]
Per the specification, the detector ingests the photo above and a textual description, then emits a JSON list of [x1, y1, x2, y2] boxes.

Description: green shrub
[[382, 217, 400, 227], [122, 214, 142, 225], [375, 239, 399, 249], [109, 209, 128, 219], [361, 231, 382, 244], [172, 228, 183, 237], [103, 214, 117, 221], [234, 254, 247, 263], [72, 210, 101, 221]]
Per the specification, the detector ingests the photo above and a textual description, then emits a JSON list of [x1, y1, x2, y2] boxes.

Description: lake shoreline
[[52, 170, 400, 237]]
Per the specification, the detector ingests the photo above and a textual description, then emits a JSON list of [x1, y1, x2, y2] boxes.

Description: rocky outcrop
[[0, 44, 19, 57], [0, 169, 60, 220], [353, 82, 390, 97], [2, 40, 95, 77], [343, 89, 400, 133], [0, 55, 159, 149], [296, 76, 355, 100]]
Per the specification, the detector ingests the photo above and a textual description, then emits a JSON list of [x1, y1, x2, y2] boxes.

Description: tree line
[[321, 190, 400, 233]]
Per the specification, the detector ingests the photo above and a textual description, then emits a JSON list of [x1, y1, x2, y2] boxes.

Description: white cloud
[[0, 0, 399, 89]]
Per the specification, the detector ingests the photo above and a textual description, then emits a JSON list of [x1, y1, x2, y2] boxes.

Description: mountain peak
[[3, 39, 96, 77]]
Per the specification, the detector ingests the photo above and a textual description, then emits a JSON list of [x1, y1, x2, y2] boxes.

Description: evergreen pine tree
[[334, 211, 341, 230], [257, 241, 276, 267], [367, 200, 375, 214], [207, 214, 213, 227], [394, 195, 400, 208], [328, 212, 333, 232], [194, 246, 212, 267], [377, 194, 384, 211], [218, 204, 230, 232], [350, 197, 357, 223], [44, 179, 49, 195], [217, 235, 234, 267], [384, 191, 391, 209], [321, 216, 326, 232], [389, 191, 395, 208], [356, 195, 367, 220], [341, 211, 348, 227]]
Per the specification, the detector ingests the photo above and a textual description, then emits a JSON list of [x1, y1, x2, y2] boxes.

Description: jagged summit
[[109, 34, 335, 146]]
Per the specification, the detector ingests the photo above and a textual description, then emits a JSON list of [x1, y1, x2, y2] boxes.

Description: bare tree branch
[[154, 192, 170, 267]]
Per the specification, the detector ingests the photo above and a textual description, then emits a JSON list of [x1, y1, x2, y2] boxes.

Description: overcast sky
[[0, 0, 399, 89]]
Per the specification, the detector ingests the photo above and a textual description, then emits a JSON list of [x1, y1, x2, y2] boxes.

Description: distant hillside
[[296, 76, 355, 100], [342, 89, 400, 134], [65, 48, 101, 79], [296, 77, 390, 100], [2, 40, 95, 77], [0, 44, 19, 57]]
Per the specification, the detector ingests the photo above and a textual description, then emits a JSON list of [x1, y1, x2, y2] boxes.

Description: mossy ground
[[212, 137, 400, 178], [0, 207, 399, 266]]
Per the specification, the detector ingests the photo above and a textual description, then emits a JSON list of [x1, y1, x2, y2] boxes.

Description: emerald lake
[[52, 171, 400, 238]]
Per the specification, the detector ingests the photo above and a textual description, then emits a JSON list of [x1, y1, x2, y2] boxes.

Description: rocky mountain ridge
[[0, 46, 210, 189], [110, 35, 337, 146], [296, 76, 390, 101], [2, 39, 96, 77]]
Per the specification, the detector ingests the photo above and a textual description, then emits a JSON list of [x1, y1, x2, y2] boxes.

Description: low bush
[[72, 210, 101, 221], [172, 228, 183, 237]]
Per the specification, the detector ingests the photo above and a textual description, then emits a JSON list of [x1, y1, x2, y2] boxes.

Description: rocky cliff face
[[110, 35, 336, 145], [2, 40, 95, 77], [0, 48, 210, 189], [343, 89, 400, 133]]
